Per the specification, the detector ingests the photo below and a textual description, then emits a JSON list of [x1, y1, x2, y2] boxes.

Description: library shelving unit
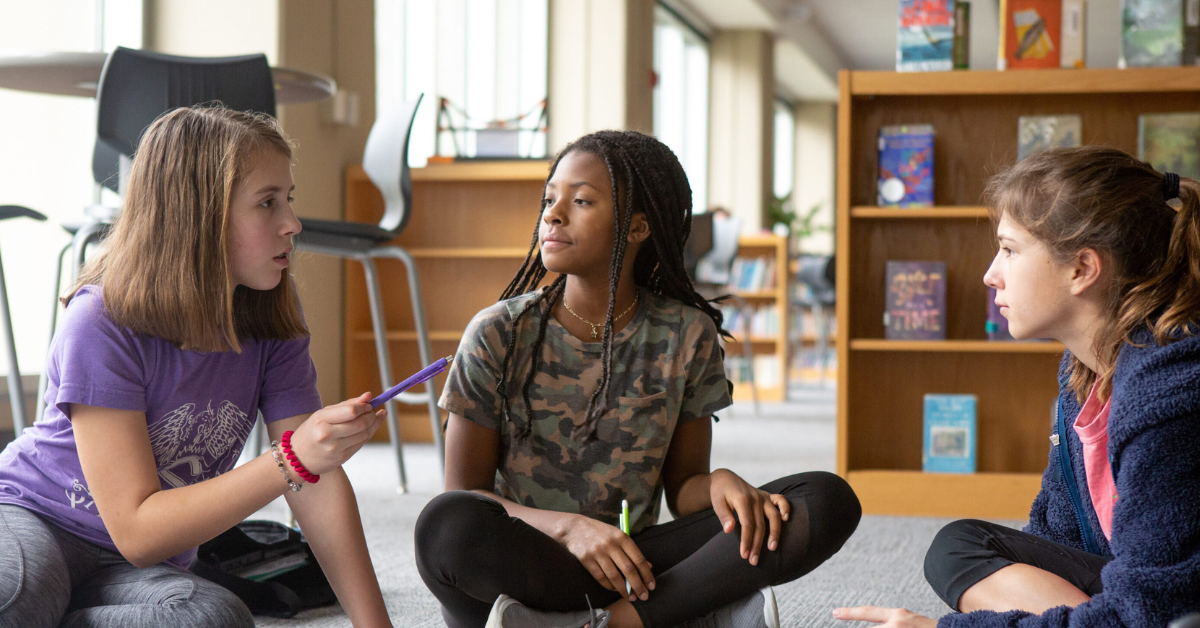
[[727, 234, 790, 402], [343, 160, 549, 442], [836, 66, 1200, 519]]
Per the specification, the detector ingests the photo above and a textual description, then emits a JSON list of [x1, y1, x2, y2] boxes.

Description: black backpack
[[190, 520, 337, 618]]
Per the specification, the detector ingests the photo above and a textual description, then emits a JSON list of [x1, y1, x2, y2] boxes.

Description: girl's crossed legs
[[416, 471, 861, 628], [0, 504, 253, 628]]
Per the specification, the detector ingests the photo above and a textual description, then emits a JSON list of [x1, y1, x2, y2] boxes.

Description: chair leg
[[359, 257, 408, 494], [374, 246, 445, 472], [0, 249, 27, 434], [36, 242, 71, 423]]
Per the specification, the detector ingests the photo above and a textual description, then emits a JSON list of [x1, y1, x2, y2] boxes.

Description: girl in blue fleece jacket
[[834, 146, 1200, 628]]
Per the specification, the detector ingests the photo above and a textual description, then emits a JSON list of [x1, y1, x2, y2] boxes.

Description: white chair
[[294, 95, 441, 494]]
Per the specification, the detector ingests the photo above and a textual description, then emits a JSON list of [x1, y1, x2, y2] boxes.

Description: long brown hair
[[987, 145, 1200, 401], [66, 104, 307, 352]]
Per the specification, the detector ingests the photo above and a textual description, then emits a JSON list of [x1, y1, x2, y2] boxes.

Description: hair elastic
[[279, 430, 320, 484], [1163, 172, 1181, 201]]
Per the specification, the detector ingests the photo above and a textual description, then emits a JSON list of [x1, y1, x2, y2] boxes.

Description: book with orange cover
[[1001, 0, 1063, 69]]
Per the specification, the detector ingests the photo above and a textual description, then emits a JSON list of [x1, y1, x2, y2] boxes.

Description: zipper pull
[[1050, 433, 1060, 446]]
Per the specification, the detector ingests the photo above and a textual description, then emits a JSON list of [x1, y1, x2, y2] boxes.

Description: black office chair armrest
[[0, 205, 47, 222]]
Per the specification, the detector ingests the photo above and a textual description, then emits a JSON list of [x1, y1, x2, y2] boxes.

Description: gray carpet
[[253, 391, 1024, 627]]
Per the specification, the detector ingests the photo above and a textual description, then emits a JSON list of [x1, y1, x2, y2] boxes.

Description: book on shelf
[[953, 1, 971, 69], [1138, 112, 1200, 180], [1000, 0, 1063, 70], [986, 287, 1016, 341], [897, 0, 956, 72], [1018, 115, 1081, 161], [1121, 0, 1183, 68], [722, 304, 781, 338], [923, 394, 977, 474], [877, 125, 935, 208], [727, 257, 777, 292], [1061, 0, 1087, 68], [884, 260, 947, 340]]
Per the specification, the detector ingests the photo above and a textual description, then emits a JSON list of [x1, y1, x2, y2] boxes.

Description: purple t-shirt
[[0, 285, 323, 570]]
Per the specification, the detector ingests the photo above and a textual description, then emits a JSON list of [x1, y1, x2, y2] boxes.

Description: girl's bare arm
[[267, 416, 391, 628]]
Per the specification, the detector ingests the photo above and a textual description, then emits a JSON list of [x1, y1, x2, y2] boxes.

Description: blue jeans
[[0, 504, 253, 628]]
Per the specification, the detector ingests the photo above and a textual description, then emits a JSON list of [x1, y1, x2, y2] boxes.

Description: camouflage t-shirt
[[439, 287, 732, 534]]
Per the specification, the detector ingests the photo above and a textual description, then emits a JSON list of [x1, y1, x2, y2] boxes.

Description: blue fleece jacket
[[940, 330, 1200, 627]]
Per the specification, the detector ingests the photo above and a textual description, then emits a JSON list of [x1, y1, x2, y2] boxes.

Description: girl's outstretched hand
[[709, 468, 790, 566], [557, 514, 656, 603], [833, 606, 938, 627], [286, 392, 386, 476]]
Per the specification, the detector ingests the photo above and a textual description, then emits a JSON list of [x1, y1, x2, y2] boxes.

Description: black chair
[[0, 206, 47, 434], [294, 95, 442, 493], [35, 46, 277, 421]]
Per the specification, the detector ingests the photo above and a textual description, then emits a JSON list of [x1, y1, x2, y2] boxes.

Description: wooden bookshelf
[[836, 67, 1200, 518], [725, 234, 790, 402], [344, 161, 549, 442]]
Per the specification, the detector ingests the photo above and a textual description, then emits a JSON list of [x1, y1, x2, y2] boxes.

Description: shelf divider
[[847, 469, 1043, 519], [849, 339, 1065, 353], [851, 206, 989, 219]]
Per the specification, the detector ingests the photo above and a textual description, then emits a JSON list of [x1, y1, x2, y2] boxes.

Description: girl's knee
[[415, 491, 505, 566], [175, 577, 254, 628], [923, 519, 991, 588], [796, 472, 862, 547]]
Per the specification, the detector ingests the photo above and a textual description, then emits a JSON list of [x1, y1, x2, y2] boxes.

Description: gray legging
[[0, 505, 253, 628]]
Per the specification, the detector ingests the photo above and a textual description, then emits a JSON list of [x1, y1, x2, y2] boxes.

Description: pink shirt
[[1074, 384, 1117, 540]]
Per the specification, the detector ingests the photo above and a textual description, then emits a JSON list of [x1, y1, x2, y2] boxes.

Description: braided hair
[[495, 130, 729, 443]]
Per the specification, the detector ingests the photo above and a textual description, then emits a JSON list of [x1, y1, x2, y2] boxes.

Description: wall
[[548, 0, 654, 151], [793, 101, 835, 255], [708, 29, 774, 233]]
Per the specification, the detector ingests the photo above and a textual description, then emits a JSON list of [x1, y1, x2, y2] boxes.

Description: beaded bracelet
[[270, 441, 302, 492], [280, 430, 320, 484]]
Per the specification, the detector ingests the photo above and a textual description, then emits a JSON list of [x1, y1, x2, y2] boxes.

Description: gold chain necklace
[[562, 294, 639, 340]]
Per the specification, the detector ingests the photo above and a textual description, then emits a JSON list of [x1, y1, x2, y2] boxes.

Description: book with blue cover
[[923, 394, 977, 473], [884, 260, 947, 340], [878, 125, 935, 208], [897, 0, 956, 72]]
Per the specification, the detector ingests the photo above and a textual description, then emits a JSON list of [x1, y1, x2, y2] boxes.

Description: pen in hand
[[370, 355, 454, 410], [620, 499, 631, 595]]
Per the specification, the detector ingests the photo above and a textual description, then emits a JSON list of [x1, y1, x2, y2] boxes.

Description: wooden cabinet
[[835, 67, 1200, 518], [343, 161, 549, 442]]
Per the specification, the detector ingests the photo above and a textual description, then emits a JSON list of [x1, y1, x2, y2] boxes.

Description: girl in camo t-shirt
[[416, 130, 862, 628]]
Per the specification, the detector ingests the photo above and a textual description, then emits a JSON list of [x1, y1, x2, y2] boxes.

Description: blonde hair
[[66, 104, 308, 352], [987, 146, 1200, 401]]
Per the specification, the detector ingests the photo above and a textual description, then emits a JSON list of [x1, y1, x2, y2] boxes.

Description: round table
[[0, 51, 336, 104]]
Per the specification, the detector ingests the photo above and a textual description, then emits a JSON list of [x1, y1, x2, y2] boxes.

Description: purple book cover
[[878, 124, 935, 207], [986, 286, 1015, 341], [884, 261, 947, 340]]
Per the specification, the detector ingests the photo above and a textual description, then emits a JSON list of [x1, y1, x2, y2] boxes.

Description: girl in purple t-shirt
[[0, 106, 394, 627]]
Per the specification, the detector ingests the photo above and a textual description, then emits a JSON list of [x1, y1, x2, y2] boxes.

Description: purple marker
[[370, 355, 454, 410]]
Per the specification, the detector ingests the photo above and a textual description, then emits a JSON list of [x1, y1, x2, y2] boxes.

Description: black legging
[[415, 472, 861, 628], [924, 519, 1111, 611]]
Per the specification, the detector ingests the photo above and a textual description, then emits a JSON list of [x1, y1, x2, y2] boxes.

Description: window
[[653, 4, 710, 213], [376, 0, 549, 167], [0, 1, 142, 379], [773, 98, 796, 200]]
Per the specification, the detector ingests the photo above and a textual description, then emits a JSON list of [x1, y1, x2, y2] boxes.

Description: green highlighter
[[620, 499, 631, 595]]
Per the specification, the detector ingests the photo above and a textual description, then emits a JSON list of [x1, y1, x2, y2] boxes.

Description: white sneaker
[[485, 594, 611, 628]]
